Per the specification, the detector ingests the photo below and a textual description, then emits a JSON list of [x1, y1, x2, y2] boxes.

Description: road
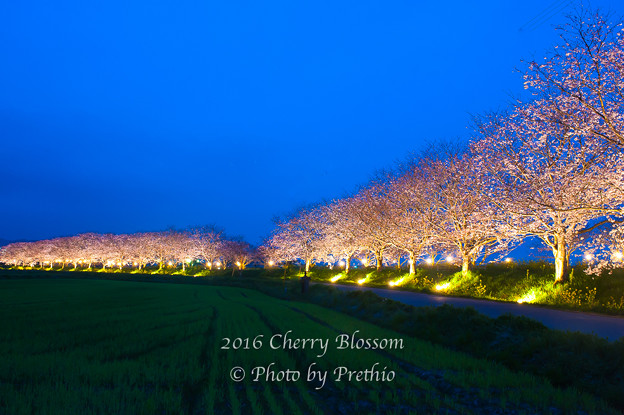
[[321, 283, 624, 341]]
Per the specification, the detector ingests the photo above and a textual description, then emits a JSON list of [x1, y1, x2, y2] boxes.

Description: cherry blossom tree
[[189, 225, 223, 269], [225, 239, 256, 271], [0, 242, 28, 266], [418, 149, 518, 276], [382, 165, 435, 275], [257, 244, 279, 267], [523, 8, 624, 148], [322, 198, 365, 274], [350, 184, 394, 272], [473, 103, 624, 283], [267, 206, 327, 272]]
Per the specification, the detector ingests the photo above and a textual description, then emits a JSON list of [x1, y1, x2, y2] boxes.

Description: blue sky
[[1, 0, 622, 244]]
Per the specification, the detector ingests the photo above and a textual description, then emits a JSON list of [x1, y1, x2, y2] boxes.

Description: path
[[321, 283, 624, 341]]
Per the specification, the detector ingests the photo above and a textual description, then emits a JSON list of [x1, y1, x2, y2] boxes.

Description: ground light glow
[[389, 277, 406, 287], [517, 290, 537, 304], [425, 258, 433, 265], [435, 282, 451, 291], [330, 274, 345, 283], [614, 252, 624, 261], [357, 273, 372, 285], [505, 258, 512, 263]]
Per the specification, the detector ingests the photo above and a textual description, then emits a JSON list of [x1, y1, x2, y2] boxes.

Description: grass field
[[0, 279, 619, 414]]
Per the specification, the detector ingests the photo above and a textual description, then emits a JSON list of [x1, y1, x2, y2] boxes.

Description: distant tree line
[[0, 227, 255, 271]]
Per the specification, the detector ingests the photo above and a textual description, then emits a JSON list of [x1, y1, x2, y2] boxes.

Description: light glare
[[435, 282, 450, 291]]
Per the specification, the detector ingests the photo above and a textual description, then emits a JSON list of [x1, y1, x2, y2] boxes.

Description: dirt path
[[321, 283, 624, 341]]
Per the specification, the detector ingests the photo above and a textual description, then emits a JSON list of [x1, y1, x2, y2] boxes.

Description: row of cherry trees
[[0, 226, 256, 271], [263, 8, 624, 283]]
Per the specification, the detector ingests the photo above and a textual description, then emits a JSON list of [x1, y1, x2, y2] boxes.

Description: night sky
[[1, 0, 622, 244]]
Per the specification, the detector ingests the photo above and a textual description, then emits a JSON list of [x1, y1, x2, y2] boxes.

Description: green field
[[0, 279, 618, 414]]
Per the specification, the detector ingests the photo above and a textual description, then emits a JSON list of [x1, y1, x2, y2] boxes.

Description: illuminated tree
[[523, 8, 624, 148], [0, 242, 28, 266], [267, 206, 326, 272], [322, 198, 365, 273], [225, 239, 256, 271], [125, 233, 153, 269], [473, 104, 624, 283], [189, 225, 223, 269], [141, 231, 174, 270], [384, 166, 434, 275], [419, 149, 517, 276], [351, 185, 394, 272]]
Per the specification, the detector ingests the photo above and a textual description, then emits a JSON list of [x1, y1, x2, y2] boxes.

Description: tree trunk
[[409, 252, 415, 275], [553, 237, 570, 284], [375, 250, 383, 272], [462, 257, 471, 277], [305, 259, 311, 273], [345, 254, 351, 274]]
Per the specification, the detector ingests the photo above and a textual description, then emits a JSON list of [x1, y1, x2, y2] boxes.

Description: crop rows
[[0, 279, 617, 414]]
